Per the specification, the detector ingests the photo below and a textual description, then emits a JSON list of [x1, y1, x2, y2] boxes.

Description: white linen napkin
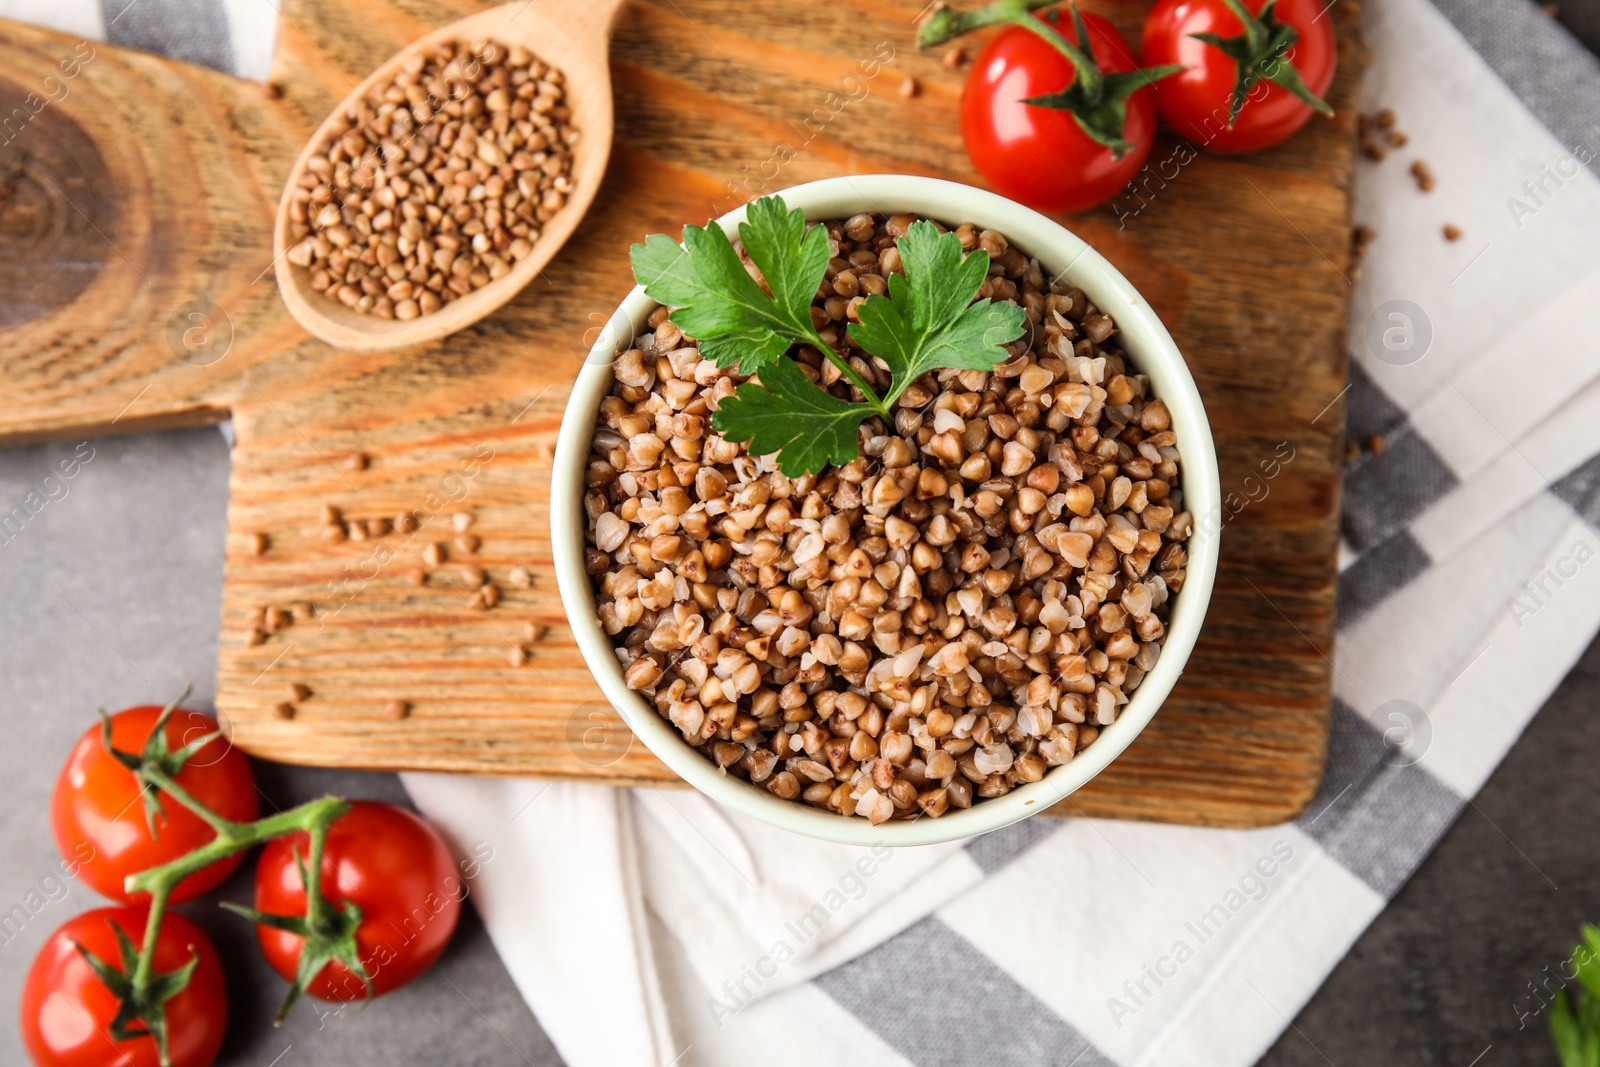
[[401, 775, 989, 1062], [398, 777, 679, 1066]]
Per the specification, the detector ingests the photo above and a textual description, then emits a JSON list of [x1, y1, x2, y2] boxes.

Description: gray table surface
[[0, 430, 559, 1067], [5, 426, 1599, 1067]]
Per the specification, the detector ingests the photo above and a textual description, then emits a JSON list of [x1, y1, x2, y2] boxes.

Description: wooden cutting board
[[0, 0, 1358, 827]]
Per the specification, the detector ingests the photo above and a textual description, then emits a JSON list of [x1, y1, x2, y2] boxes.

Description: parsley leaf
[[739, 196, 832, 329], [628, 197, 828, 374], [1550, 925, 1600, 1067], [711, 356, 871, 477], [849, 221, 1026, 398]]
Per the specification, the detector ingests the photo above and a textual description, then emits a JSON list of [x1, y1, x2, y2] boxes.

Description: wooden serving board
[[0, 0, 1358, 827]]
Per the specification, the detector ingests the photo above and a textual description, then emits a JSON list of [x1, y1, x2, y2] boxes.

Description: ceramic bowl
[[552, 174, 1220, 845]]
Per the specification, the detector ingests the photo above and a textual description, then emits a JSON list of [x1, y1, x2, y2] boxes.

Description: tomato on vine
[[922, 1, 1181, 213], [1141, 0, 1336, 153], [26, 687, 462, 1067], [52, 698, 258, 904], [238, 801, 463, 1012], [20, 907, 227, 1067]]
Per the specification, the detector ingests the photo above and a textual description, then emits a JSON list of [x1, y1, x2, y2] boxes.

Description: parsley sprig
[[629, 196, 1026, 476], [1551, 926, 1600, 1066]]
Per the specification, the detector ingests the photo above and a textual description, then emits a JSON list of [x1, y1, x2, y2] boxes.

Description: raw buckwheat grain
[[586, 214, 1191, 823]]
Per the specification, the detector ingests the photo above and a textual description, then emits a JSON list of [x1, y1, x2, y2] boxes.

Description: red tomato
[[1142, 0, 1336, 154], [20, 907, 226, 1067], [253, 801, 462, 1001], [53, 706, 258, 904], [961, 11, 1161, 213]]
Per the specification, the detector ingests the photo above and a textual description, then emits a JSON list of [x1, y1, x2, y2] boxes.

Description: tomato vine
[[74, 688, 364, 1066]]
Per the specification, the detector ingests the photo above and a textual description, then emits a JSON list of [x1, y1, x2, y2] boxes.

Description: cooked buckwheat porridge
[[584, 213, 1191, 823]]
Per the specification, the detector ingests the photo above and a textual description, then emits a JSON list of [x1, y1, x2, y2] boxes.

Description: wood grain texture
[[0, 0, 1360, 826]]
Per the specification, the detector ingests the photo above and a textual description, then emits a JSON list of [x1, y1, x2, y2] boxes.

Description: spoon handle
[[495, 0, 631, 52]]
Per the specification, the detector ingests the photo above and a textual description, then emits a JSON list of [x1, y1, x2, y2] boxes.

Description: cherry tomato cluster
[[21, 698, 465, 1067], [924, 0, 1337, 212]]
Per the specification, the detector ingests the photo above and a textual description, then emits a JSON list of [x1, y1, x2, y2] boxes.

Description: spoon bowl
[[273, 0, 625, 351]]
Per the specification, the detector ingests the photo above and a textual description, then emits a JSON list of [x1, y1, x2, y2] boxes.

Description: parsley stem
[[804, 327, 891, 417]]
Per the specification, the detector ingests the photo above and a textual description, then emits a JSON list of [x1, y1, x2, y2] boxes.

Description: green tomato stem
[[119, 776, 350, 1051], [140, 765, 235, 836], [919, 1, 1102, 100], [123, 794, 349, 900], [302, 818, 335, 935], [130, 882, 171, 993], [1219, 0, 1268, 48], [83, 690, 361, 1066], [917, 0, 1056, 48], [1007, 11, 1102, 99]]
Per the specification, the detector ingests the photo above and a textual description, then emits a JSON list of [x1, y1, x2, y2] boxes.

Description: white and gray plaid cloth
[[19, 0, 1600, 1062]]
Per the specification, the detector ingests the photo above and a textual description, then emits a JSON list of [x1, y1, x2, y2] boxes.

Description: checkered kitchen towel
[[22, 0, 1600, 1063]]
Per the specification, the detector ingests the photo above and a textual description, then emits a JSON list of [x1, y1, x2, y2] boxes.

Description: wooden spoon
[[273, 0, 627, 351]]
